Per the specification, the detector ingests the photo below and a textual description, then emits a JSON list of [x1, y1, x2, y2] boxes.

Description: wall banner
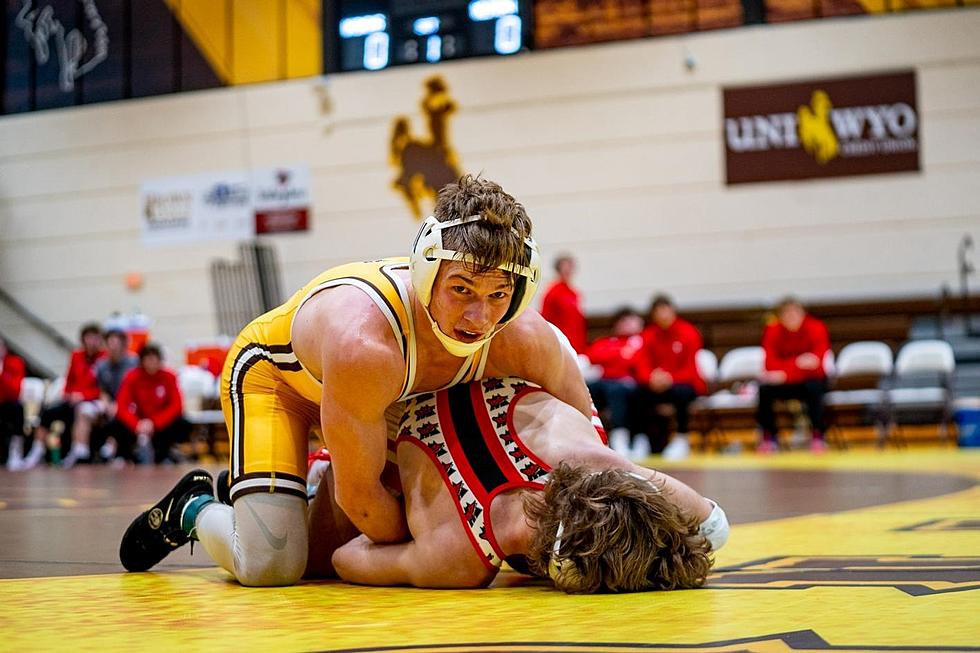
[[140, 165, 310, 245], [723, 71, 919, 185], [253, 166, 311, 235]]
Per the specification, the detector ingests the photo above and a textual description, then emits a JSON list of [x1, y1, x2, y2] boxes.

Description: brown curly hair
[[524, 463, 713, 594], [433, 174, 532, 274]]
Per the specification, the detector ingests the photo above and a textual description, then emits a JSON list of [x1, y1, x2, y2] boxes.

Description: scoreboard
[[324, 0, 532, 73]]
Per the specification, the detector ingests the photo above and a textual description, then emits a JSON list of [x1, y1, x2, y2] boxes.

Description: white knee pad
[[699, 499, 730, 551]]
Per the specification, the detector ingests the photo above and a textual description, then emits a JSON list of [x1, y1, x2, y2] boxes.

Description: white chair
[[716, 346, 765, 385], [887, 339, 956, 442], [18, 377, 46, 429], [698, 347, 764, 412], [823, 341, 894, 446], [44, 376, 65, 406], [834, 341, 894, 378], [18, 377, 46, 405], [695, 349, 719, 385], [693, 347, 765, 450], [178, 365, 217, 413], [823, 350, 837, 378]]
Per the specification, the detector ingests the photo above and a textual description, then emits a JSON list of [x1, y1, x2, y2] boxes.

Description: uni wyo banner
[[723, 71, 919, 185]]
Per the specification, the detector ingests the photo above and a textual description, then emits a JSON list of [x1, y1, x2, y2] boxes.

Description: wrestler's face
[[429, 262, 515, 343]]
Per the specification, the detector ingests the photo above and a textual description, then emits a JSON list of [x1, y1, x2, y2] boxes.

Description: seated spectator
[[540, 254, 587, 355], [115, 343, 191, 464], [91, 329, 139, 463], [585, 307, 644, 455], [0, 335, 26, 468], [631, 294, 706, 460], [756, 297, 830, 454], [19, 323, 104, 470]]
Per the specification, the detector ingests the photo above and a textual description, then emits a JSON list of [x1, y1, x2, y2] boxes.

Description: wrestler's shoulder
[[492, 311, 557, 354], [295, 288, 403, 360]]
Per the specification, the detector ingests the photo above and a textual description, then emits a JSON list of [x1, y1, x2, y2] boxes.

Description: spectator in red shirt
[[115, 343, 190, 464], [19, 323, 104, 470], [0, 335, 26, 468], [631, 295, 706, 460], [586, 307, 644, 454], [756, 297, 830, 454], [540, 254, 587, 354]]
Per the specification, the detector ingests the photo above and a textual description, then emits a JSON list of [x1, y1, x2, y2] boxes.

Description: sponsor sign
[[140, 165, 310, 245], [253, 166, 311, 234], [723, 71, 919, 184], [141, 170, 252, 246]]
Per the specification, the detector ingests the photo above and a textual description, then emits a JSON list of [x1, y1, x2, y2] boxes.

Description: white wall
[[1, 9, 978, 366]]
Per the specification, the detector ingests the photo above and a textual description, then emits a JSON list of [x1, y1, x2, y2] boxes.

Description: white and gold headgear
[[410, 214, 541, 357]]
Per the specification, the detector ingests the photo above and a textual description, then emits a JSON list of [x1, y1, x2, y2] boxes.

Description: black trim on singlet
[[231, 349, 264, 478], [343, 273, 408, 359], [445, 384, 509, 493], [229, 342, 304, 478]]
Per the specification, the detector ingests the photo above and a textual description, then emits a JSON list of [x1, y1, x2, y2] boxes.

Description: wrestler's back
[[396, 441, 498, 586]]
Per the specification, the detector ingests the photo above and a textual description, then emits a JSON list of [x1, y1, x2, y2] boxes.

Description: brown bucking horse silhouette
[[390, 76, 463, 220]]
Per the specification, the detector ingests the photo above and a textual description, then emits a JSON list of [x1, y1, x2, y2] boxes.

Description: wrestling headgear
[[411, 214, 541, 357]]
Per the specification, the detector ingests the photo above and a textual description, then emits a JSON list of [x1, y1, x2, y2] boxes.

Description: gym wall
[[0, 9, 977, 357]]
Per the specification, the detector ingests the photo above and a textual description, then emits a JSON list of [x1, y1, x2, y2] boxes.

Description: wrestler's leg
[[196, 492, 309, 587], [199, 345, 317, 586]]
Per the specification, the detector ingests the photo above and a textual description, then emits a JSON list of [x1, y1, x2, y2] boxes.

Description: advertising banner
[[723, 71, 919, 185], [140, 165, 310, 245]]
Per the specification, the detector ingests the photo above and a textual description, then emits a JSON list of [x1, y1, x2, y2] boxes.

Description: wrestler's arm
[[332, 532, 493, 588], [320, 342, 410, 544], [294, 290, 410, 544]]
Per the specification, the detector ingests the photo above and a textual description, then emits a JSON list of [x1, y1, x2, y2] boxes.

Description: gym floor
[[1, 448, 978, 652]]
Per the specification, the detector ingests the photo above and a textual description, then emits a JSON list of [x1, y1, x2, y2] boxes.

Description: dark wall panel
[[179, 25, 222, 92], [129, 0, 177, 98], [32, 0, 78, 111], [4, 0, 33, 114], [80, 0, 127, 104]]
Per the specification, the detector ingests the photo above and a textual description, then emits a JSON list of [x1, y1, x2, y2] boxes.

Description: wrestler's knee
[[235, 547, 307, 587], [233, 493, 309, 587]]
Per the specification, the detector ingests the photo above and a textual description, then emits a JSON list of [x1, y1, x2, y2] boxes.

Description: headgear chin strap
[[410, 214, 541, 358]]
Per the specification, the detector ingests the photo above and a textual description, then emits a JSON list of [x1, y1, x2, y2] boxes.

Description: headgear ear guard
[[410, 214, 541, 357]]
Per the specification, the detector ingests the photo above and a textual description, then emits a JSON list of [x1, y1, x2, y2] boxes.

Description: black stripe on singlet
[[446, 384, 508, 494]]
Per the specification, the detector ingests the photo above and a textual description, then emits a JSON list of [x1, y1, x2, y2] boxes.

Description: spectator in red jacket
[[540, 254, 587, 354], [0, 335, 26, 468], [631, 295, 706, 460], [586, 307, 644, 454], [19, 323, 104, 470], [115, 343, 190, 464], [756, 297, 830, 454]]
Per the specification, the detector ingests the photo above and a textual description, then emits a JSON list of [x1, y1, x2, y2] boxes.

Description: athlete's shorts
[[221, 324, 319, 504]]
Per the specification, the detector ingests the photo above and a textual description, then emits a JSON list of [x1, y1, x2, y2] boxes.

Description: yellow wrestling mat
[[2, 449, 978, 652]]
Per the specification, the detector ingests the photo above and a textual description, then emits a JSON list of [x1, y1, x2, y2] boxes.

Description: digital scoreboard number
[[325, 0, 530, 73]]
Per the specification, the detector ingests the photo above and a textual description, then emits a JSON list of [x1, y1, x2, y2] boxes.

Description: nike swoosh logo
[[243, 500, 289, 550]]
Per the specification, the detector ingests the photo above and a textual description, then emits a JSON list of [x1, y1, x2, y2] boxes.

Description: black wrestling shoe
[[119, 469, 214, 572], [215, 469, 231, 505]]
